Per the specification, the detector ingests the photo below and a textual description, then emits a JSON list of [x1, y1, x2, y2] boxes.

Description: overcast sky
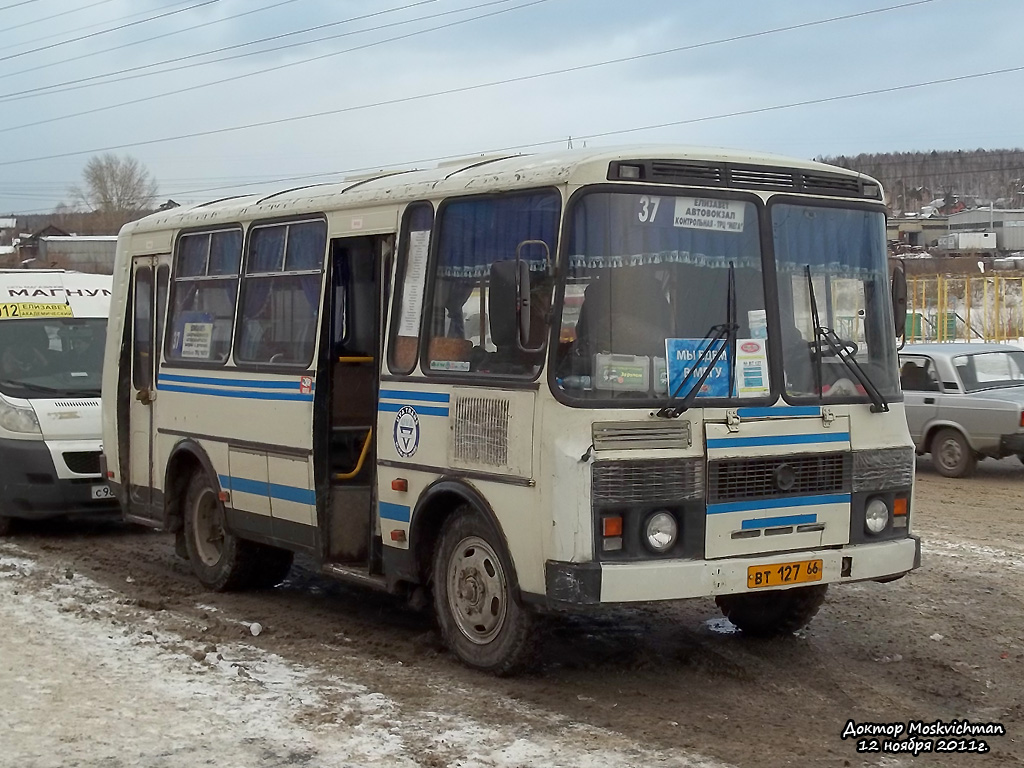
[[1, 0, 1022, 215]]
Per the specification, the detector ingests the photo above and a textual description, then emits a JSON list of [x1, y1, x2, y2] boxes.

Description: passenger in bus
[[0, 324, 52, 379]]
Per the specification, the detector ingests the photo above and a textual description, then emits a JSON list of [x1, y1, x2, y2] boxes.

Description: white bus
[[102, 146, 919, 673], [0, 270, 116, 535]]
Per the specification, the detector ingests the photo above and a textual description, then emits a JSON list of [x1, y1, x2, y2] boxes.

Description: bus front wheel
[[432, 508, 536, 674], [715, 584, 828, 637], [183, 472, 263, 591]]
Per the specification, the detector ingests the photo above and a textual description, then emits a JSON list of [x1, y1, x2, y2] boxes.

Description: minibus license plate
[[91, 484, 113, 500], [747, 559, 822, 589]]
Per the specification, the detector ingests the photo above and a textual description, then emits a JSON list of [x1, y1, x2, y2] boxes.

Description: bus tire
[[183, 471, 261, 592], [931, 428, 976, 478], [432, 507, 536, 675], [0, 514, 14, 537], [715, 584, 828, 637]]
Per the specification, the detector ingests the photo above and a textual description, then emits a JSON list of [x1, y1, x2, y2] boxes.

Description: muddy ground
[[2, 457, 1022, 767]]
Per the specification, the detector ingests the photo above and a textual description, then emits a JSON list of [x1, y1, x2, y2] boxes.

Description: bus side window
[[387, 203, 433, 375], [166, 229, 242, 364], [236, 220, 326, 367], [424, 191, 560, 378]]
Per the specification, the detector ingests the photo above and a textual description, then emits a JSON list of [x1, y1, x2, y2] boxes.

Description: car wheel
[[930, 428, 976, 478], [182, 471, 263, 591], [716, 585, 828, 637], [432, 507, 537, 675]]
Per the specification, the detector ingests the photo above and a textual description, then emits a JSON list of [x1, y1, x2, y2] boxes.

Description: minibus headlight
[[864, 498, 890, 535], [644, 511, 678, 553], [0, 396, 41, 434]]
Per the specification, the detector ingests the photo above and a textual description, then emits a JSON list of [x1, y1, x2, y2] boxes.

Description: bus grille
[[452, 396, 509, 467], [592, 459, 703, 505], [63, 451, 102, 475], [708, 453, 850, 503]]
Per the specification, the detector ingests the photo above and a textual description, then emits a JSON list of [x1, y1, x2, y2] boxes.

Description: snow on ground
[[0, 547, 728, 768]]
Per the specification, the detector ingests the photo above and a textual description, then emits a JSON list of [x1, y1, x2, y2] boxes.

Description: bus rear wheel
[[432, 508, 536, 675], [715, 584, 828, 637], [183, 471, 263, 592]]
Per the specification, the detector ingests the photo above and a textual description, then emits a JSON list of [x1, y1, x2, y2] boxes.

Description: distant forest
[[819, 149, 1024, 215]]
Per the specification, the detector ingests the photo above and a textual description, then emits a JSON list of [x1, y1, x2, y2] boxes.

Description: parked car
[[899, 343, 1024, 477]]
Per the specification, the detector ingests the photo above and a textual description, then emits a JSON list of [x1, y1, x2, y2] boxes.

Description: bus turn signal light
[[602, 516, 623, 537], [391, 478, 408, 492], [894, 497, 908, 516]]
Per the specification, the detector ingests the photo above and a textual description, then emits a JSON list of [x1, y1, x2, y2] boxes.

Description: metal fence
[[907, 274, 1024, 342]]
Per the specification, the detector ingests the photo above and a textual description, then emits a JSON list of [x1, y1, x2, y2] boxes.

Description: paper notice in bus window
[[181, 322, 213, 359], [398, 229, 429, 337], [673, 197, 745, 233], [736, 338, 770, 397]]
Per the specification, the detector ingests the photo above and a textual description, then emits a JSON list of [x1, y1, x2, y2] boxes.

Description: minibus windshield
[[0, 318, 107, 397]]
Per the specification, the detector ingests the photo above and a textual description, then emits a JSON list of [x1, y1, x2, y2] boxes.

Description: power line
[[0, 0, 37, 11], [0, 0, 321, 86], [0, 0, 938, 133], [0, 0, 441, 99], [0, 0, 545, 133], [0, 0, 190, 50], [0, 0, 222, 63]]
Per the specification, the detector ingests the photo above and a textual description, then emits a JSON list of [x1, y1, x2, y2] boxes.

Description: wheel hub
[[941, 438, 962, 468], [447, 535, 508, 645]]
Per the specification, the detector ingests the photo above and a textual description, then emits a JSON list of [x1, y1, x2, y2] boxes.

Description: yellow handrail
[[338, 356, 374, 363], [333, 427, 373, 481]]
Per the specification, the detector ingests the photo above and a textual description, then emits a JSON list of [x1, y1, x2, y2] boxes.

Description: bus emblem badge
[[393, 406, 420, 458]]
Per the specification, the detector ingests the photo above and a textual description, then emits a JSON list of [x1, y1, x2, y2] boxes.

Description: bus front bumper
[[0, 438, 120, 521], [544, 536, 921, 605]]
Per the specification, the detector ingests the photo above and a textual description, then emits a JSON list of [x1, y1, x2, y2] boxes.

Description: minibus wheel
[[183, 472, 261, 591], [432, 507, 536, 674], [715, 584, 828, 637]]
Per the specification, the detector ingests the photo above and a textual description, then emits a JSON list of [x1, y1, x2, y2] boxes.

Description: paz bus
[[0, 269, 116, 535], [101, 146, 919, 673]]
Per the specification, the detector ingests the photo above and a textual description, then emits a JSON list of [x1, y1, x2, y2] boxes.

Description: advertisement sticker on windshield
[[673, 197, 745, 233], [0, 302, 73, 319], [666, 338, 730, 398], [736, 338, 770, 397]]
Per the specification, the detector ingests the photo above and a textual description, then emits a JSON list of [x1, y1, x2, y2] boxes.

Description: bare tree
[[69, 153, 159, 232]]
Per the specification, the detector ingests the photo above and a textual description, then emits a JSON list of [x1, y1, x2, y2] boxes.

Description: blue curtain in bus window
[[772, 205, 885, 277], [178, 234, 209, 277], [437, 191, 560, 278], [249, 227, 286, 273], [568, 193, 761, 275], [284, 221, 327, 271], [209, 230, 242, 275]]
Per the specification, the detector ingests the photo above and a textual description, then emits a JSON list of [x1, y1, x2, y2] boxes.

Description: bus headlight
[[0, 396, 41, 434], [644, 511, 678, 553], [864, 498, 890, 535]]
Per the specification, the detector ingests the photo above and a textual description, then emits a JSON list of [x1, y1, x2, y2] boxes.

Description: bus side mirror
[[891, 266, 908, 338], [489, 259, 531, 350]]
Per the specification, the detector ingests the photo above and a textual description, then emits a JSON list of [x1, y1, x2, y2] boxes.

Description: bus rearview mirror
[[489, 260, 531, 350], [891, 265, 908, 338]]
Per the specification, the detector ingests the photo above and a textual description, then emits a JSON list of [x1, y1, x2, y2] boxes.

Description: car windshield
[[772, 204, 899, 403], [0, 318, 106, 397], [553, 191, 769, 403], [954, 350, 1024, 392]]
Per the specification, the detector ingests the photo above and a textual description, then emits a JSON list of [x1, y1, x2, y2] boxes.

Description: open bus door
[[319, 235, 390, 572]]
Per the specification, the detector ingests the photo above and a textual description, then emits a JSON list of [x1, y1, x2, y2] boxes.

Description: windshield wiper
[[657, 263, 737, 418], [804, 265, 888, 413], [0, 378, 73, 396]]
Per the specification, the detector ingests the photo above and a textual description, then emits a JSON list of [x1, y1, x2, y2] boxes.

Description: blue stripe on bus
[[741, 513, 818, 530], [735, 406, 822, 418], [377, 401, 450, 417], [706, 432, 850, 449], [380, 502, 411, 522], [219, 475, 315, 505], [379, 389, 450, 403], [159, 373, 313, 390], [707, 493, 851, 515], [157, 383, 313, 401]]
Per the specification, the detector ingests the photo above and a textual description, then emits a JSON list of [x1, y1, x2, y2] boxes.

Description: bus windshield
[[771, 204, 899, 402], [554, 191, 768, 403], [0, 318, 107, 398]]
